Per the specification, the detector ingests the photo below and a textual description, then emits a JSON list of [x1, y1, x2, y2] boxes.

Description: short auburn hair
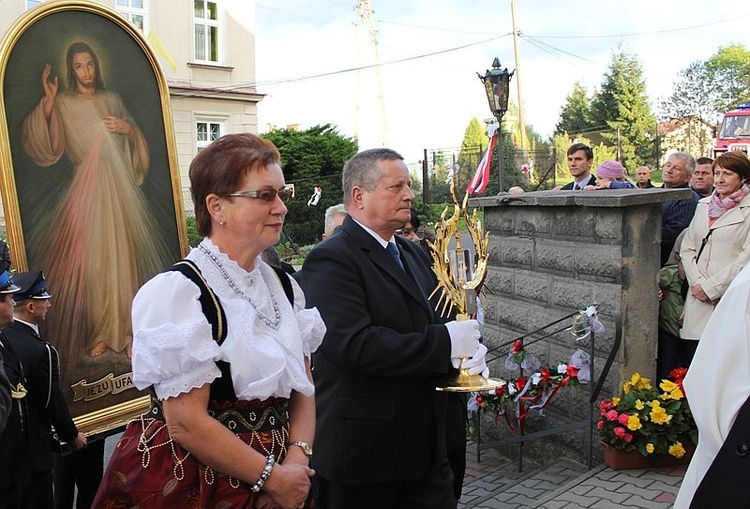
[[189, 133, 281, 237], [713, 152, 750, 184]]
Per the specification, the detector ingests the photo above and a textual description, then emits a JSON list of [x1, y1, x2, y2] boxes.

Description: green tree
[[261, 124, 357, 246], [262, 124, 357, 181], [555, 81, 594, 135], [456, 117, 489, 191], [590, 47, 656, 169], [659, 60, 716, 123], [705, 43, 750, 113]]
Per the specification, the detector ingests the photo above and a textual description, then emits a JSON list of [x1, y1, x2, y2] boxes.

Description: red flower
[[511, 340, 524, 354], [618, 413, 629, 426], [540, 368, 551, 382], [669, 367, 688, 394], [605, 410, 618, 422], [613, 426, 626, 438], [599, 399, 613, 414], [669, 367, 688, 382], [516, 376, 527, 392], [624, 433, 633, 443], [566, 365, 580, 377], [597, 420, 605, 430], [495, 385, 506, 397], [475, 395, 483, 404]]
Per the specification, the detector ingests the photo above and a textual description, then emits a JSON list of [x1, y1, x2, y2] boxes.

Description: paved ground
[[460, 442, 687, 509], [103, 434, 686, 508]]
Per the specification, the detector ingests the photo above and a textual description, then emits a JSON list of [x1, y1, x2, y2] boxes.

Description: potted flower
[[597, 368, 697, 470]]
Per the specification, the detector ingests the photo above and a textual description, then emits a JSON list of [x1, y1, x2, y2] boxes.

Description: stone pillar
[[471, 188, 692, 397]]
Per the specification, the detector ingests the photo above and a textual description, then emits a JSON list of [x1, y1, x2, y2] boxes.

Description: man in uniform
[[0, 271, 86, 508]]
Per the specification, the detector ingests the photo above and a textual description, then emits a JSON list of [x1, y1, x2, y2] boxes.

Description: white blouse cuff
[[296, 307, 326, 357]]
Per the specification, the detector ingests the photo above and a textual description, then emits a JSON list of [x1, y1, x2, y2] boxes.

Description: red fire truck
[[714, 102, 750, 157]]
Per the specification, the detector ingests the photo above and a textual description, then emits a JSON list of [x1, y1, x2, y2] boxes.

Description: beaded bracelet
[[250, 454, 276, 493]]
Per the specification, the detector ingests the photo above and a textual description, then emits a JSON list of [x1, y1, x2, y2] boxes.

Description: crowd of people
[[1, 133, 748, 508], [557, 142, 750, 508]]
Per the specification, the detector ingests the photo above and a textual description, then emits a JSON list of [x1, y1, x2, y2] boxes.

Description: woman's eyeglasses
[[227, 184, 295, 203]]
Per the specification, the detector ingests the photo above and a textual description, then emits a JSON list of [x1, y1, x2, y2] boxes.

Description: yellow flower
[[660, 379, 684, 400], [624, 373, 652, 393], [611, 397, 620, 406], [669, 442, 686, 458], [645, 443, 655, 454], [650, 404, 672, 425], [627, 414, 642, 431], [635, 399, 645, 410]]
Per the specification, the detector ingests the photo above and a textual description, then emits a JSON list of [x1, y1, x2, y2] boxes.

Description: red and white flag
[[468, 132, 496, 195]]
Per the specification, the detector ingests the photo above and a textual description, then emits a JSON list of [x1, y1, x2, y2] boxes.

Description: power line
[[378, 19, 496, 36], [174, 31, 513, 99], [528, 12, 750, 39]]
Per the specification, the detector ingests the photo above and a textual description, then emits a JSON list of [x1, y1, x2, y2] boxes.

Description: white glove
[[461, 343, 489, 378], [445, 319, 481, 367]]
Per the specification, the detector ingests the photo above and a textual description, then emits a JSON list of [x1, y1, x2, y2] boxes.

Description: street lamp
[[478, 57, 514, 193]]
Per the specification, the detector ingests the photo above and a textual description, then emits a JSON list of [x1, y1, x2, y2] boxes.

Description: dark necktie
[[386, 242, 405, 271]]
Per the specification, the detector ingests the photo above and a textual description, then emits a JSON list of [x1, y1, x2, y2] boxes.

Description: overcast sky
[[254, 0, 748, 163]]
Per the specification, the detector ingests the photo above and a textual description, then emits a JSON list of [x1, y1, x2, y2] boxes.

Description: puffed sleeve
[[131, 271, 222, 400], [290, 276, 325, 357]]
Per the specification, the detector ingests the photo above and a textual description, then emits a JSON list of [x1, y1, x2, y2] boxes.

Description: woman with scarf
[[678, 151, 750, 367]]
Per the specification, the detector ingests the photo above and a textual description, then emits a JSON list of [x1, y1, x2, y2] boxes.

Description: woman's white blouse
[[131, 238, 325, 401]]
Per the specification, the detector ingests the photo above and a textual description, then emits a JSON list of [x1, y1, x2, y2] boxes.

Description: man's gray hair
[[670, 152, 696, 175], [324, 203, 347, 237], [342, 148, 404, 205]]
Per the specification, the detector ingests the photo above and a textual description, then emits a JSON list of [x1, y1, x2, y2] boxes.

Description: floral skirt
[[93, 398, 290, 509]]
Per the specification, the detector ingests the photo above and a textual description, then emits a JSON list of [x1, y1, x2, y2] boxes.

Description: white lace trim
[[131, 238, 325, 401], [132, 320, 221, 399]]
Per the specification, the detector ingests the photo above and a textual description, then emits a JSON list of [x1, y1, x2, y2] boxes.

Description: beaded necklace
[[198, 243, 281, 330]]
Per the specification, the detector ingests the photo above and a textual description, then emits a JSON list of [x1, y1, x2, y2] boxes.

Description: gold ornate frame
[[0, 1, 188, 436]]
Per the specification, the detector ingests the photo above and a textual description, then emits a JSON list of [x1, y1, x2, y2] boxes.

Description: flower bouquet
[[598, 368, 697, 466], [469, 340, 589, 433]]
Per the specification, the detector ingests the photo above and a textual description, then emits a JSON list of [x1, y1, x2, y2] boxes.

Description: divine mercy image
[[21, 40, 174, 365]]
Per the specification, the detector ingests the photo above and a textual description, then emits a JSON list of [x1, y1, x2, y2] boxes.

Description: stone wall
[[469, 188, 692, 462]]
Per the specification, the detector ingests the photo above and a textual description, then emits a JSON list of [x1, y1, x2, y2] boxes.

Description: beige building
[[657, 116, 715, 161], [0, 0, 262, 214]]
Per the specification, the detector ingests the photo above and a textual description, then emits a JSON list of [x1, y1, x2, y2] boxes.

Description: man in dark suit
[[559, 142, 596, 190], [300, 148, 487, 509], [660, 152, 700, 266], [0, 271, 86, 509]]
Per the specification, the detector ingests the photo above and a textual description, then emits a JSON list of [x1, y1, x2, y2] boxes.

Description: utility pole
[[510, 0, 527, 151], [355, 0, 388, 146]]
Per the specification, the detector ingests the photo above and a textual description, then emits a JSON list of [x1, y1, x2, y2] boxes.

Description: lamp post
[[478, 57, 514, 193]]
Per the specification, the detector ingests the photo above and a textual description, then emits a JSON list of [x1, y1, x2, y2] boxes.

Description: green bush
[[186, 216, 201, 247]]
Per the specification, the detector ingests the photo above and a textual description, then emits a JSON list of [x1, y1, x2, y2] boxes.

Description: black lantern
[[478, 58, 514, 193]]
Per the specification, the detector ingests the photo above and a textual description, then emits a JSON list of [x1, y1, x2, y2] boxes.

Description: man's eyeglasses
[[227, 185, 295, 203]]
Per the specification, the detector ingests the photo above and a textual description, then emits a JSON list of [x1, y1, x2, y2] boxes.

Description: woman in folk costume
[[94, 133, 325, 508]]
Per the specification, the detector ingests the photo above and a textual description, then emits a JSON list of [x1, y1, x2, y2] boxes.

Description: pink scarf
[[708, 183, 750, 226]]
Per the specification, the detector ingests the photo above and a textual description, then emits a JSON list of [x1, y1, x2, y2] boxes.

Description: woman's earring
[[219, 220, 226, 227]]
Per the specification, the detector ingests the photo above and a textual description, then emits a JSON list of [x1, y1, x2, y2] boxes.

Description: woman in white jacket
[[679, 151, 750, 364]]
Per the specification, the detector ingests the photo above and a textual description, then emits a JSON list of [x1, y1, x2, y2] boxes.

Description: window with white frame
[[194, 0, 219, 62], [196, 119, 224, 151], [116, 0, 148, 32]]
